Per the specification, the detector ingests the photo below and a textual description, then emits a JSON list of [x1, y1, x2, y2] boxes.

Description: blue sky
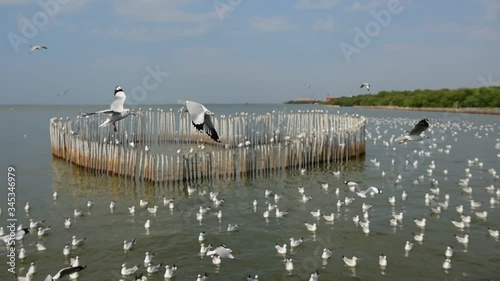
[[1, 0, 499, 105]]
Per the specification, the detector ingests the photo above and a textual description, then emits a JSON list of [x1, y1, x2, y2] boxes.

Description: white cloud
[[295, 0, 339, 9], [2, 0, 88, 13], [113, 0, 216, 23], [0, 0, 36, 5], [312, 14, 334, 31], [248, 16, 297, 32], [348, 0, 384, 11], [88, 25, 211, 41]]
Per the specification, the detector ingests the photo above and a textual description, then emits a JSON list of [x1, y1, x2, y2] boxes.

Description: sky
[[0, 0, 499, 105]]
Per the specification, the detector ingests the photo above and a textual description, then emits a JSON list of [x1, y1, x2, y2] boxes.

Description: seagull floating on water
[[81, 86, 136, 132], [207, 245, 235, 259]]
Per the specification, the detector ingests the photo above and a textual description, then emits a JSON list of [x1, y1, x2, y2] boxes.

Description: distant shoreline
[[334, 105, 500, 115]]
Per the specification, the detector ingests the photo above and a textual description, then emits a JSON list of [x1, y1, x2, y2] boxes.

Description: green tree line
[[325, 86, 500, 108]]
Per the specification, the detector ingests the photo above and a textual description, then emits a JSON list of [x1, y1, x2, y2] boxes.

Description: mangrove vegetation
[[325, 86, 500, 108]]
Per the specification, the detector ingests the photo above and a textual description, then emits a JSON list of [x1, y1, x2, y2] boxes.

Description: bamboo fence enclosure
[[50, 109, 366, 184]]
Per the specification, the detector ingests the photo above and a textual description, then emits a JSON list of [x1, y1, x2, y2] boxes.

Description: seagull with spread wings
[[396, 118, 430, 144], [360, 82, 370, 91], [44, 265, 86, 281], [82, 86, 135, 132], [179, 100, 221, 142], [29, 45, 48, 53]]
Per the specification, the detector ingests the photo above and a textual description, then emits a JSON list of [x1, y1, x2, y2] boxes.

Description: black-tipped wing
[[56, 265, 87, 279], [191, 114, 220, 143], [409, 119, 429, 136]]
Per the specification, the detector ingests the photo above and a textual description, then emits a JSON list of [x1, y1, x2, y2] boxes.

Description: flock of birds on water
[[3, 107, 500, 280], [6, 45, 500, 280]]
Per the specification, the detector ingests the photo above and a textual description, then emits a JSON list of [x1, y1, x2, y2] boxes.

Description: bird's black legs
[[113, 122, 117, 132]]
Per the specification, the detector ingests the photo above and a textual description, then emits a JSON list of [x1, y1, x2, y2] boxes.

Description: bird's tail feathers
[[99, 119, 111, 128]]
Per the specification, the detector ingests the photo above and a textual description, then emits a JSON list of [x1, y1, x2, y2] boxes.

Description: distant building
[[325, 96, 336, 102]]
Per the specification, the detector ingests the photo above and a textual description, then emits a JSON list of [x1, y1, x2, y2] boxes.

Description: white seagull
[[82, 86, 135, 132], [43, 265, 86, 281], [360, 82, 370, 91], [397, 119, 430, 144], [121, 264, 140, 276], [342, 255, 358, 267], [164, 264, 177, 278], [179, 100, 221, 142], [30, 45, 48, 53], [206, 245, 235, 259]]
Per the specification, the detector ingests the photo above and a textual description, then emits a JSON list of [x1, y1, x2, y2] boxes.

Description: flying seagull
[[29, 45, 48, 53], [57, 90, 68, 97], [179, 100, 221, 142], [360, 83, 370, 91], [396, 119, 430, 144], [44, 265, 86, 281], [305, 83, 311, 88], [82, 86, 135, 132]]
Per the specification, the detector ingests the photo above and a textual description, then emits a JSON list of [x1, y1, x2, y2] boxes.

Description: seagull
[[342, 255, 358, 267], [355, 185, 382, 198], [285, 258, 294, 272], [147, 262, 163, 273], [179, 100, 221, 142], [445, 246, 453, 258], [0, 228, 30, 242], [309, 271, 319, 281], [81, 86, 135, 132], [164, 264, 177, 278], [121, 264, 140, 276], [29, 45, 47, 53], [305, 83, 311, 88], [43, 265, 86, 281], [321, 248, 333, 259], [247, 275, 259, 281], [396, 119, 430, 144], [360, 82, 370, 91], [57, 90, 69, 97], [305, 222, 317, 232], [275, 243, 287, 255], [196, 273, 209, 281], [211, 254, 222, 265], [71, 235, 86, 247], [443, 258, 452, 270], [207, 245, 235, 259], [289, 237, 303, 247], [144, 252, 154, 265], [227, 224, 239, 232], [123, 239, 136, 251], [379, 254, 387, 268]]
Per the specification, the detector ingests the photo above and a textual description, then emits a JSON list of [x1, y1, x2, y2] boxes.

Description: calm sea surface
[[0, 104, 499, 281]]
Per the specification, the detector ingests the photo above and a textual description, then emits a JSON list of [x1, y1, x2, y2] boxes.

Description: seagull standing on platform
[[81, 86, 135, 132], [396, 119, 430, 144], [179, 100, 221, 142]]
